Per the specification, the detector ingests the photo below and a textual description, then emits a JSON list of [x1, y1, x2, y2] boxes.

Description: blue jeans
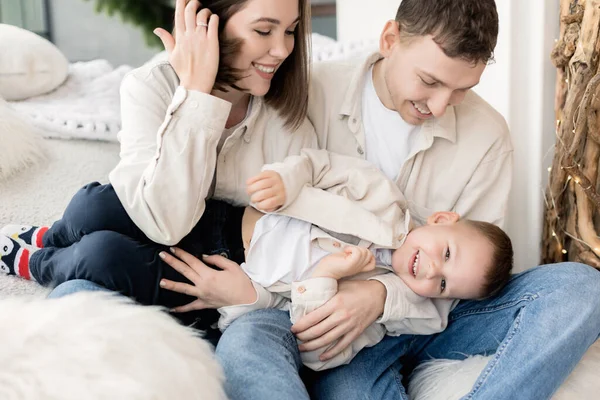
[[215, 262, 600, 400], [47, 279, 112, 298]]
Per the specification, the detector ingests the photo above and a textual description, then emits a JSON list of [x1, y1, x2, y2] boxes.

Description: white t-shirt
[[242, 214, 393, 287], [362, 66, 420, 181]]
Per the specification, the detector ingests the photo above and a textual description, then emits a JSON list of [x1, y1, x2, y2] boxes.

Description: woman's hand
[[291, 280, 386, 361], [247, 170, 286, 212], [159, 248, 257, 312], [153, 0, 219, 93]]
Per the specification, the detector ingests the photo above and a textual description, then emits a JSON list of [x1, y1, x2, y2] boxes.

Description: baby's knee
[[64, 183, 120, 229], [72, 231, 133, 276]]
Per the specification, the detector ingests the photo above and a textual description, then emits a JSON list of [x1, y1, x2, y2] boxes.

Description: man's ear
[[426, 211, 460, 226], [379, 20, 401, 57]]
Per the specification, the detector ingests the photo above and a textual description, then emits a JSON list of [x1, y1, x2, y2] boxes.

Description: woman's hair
[[395, 0, 498, 64], [179, 0, 311, 129]]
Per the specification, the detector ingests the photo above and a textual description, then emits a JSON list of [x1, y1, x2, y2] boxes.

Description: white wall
[[336, 0, 560, 271], [48, 0, 160, 67], [336, 0, 398, 41]]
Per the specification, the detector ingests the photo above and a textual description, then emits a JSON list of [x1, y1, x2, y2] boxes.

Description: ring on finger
[[197, 22, 209, 28]]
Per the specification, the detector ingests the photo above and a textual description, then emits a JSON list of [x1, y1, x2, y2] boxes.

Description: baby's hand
[[247, 170, 286, 212], [312, 246, 376, 280]]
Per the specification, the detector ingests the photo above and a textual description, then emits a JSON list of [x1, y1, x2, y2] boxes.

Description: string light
[[543, 121, 595, 259], [543, 117, 600, 259]]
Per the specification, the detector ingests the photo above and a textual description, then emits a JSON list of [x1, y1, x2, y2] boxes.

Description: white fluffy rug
[[0, 292, 225, 400], [408, 343, 600, 400], [0, 98, 45, 180]]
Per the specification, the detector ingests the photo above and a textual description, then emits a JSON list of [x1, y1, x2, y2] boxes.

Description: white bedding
[[6, 34, 377, 143], [9, 60, 131, 142]]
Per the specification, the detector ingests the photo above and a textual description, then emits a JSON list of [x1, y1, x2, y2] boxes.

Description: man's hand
[[312, 246, 376, 280], [247, 170, 286, 212], [291, 280, 386, 361]]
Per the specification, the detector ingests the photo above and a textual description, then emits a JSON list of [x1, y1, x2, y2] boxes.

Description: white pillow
[[0, 97, 45, 179], [0, 24, 69, 101]]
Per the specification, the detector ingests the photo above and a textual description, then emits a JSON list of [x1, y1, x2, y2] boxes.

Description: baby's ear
[[426, 211, 460, 225]]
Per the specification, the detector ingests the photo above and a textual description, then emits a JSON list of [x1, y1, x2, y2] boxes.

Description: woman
[[1, 0, 315, 329]]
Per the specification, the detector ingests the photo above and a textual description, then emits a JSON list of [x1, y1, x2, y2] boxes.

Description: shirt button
[[297, 286, 306, 294], [332, 241, 341, 248], [219, 252, 229, 259], [352, 118, 358, 124], [357, 146, 364, 155], [190, 101, 199, 109]]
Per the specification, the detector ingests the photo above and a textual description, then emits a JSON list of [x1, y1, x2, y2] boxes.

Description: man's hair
[[180, 0, 311, 129], [463, 220, 513, 299], [395, 0, 498, 64]]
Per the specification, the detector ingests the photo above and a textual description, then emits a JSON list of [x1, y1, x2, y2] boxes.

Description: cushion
[[0, 24, 69, 101], [0, 97, 45, 179]]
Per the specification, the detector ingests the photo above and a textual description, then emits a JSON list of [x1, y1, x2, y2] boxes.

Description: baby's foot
[[0, 234, 37, 280], [0, 224, 48, 248]]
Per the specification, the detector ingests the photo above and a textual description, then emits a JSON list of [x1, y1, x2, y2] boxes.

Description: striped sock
[[0, 234, 37, 280], [0, 225, 48, 248]]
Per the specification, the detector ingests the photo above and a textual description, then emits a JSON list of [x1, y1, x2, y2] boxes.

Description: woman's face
[[224, 0, 300, 96]]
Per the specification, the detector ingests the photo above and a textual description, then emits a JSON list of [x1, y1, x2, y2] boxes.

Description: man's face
[[377, 29, 486, 125]]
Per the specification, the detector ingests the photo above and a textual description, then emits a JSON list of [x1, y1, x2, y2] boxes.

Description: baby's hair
[[462, 220, 513, 299]]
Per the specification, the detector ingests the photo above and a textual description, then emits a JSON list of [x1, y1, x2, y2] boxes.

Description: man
[[216, 1, 600, 399]]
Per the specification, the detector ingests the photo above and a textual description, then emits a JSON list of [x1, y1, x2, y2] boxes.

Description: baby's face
[[391, 221, 493, 299]]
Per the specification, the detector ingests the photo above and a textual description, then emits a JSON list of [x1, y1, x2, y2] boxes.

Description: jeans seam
[[389, 341, 413, 400], [461, 307, 524, 399], [450, 294, 539, 321], [282, 330, 303, 368]]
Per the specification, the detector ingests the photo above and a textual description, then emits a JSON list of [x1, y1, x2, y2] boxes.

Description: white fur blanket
[[8, 60, 131, 142], [0, 292, 226, 400]]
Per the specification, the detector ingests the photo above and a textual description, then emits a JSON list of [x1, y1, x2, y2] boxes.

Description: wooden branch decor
[[542, 0, 600, 266]]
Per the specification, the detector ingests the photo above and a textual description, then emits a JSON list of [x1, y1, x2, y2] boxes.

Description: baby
[[218, 151, 513, 371]]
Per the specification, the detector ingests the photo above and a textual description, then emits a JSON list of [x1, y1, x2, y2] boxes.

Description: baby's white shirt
[[242, 214, 394, 288]]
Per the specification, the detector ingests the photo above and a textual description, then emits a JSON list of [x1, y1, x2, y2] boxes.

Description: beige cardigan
[[108, 59, 317, 245], [305, 52, 513, 327]]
